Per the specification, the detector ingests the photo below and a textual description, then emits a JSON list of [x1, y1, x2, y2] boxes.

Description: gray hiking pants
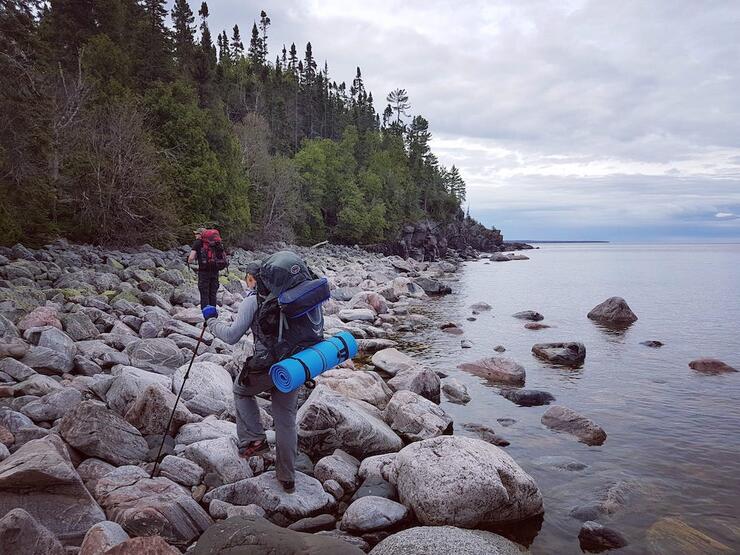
[[233, 386, 299, 482]]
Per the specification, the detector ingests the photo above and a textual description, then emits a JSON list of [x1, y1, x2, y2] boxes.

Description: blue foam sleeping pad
[[269, 331, 358, 393]]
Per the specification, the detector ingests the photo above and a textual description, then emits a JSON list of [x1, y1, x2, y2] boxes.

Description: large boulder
[[19, 344, 74, 375], [296, 385, 403, 459], [102, 536, 180, 554], [124, 382, 199, 436], [531, 342, 586, 367], [414, 276, 452, 295], [124, 338, 184, 374], [458, 357, 525, 386], [369, 525, 528, 555], [384, 390, 452, 442], [182, 436, 252, 486], [441, 377, 471, 404], [20, 387, 82, 422], [191, 516, 364, 555], [340, 496, 409, 534], [316, 368, 393, 409], [59, 401, 149, 465], [371, 348, 421, 377], [204, 471, 336, 520], [314, 450, 361, 492], [587, 297, 638, 325], [172, 361, 233, 407], [175, 416, 237, 445], [388, 436, 543, 528], [387, 366, 441, 403], [0, 435, 105, 545], [106, 365, 172, 416], [93, 466, 212, 547], [541, 405, 606, 446], [79, 520, 130, 555], [0, 508, 65, 555]]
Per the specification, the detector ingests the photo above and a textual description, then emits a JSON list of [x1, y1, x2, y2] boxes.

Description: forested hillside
[[0, 1, 468, 247]]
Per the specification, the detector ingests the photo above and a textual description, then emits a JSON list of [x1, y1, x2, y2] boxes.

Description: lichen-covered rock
[[389, 436, 543, 528], [458, 356, 526, 386], [369, 525, 528, 555], [541, 405, 606, 446], [93, 466, 212, 547], [61, 311, 100, 341], [59, 401, 149, 465], [587, 297, 638, 325], [0, 435, 105, 545], [296, 385, 403, 459]]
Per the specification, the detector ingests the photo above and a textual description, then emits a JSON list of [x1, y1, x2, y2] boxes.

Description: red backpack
[[198, 229, 229, 271]]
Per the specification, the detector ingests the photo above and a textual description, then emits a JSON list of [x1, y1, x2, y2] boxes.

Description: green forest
[[0, 1, 468, 247]]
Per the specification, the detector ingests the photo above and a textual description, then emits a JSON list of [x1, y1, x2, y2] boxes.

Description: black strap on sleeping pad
[[287, 356, 315, 389], [335, 334, 350, 360]]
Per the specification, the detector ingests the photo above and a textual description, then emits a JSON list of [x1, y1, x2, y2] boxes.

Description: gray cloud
[[199, 0, 740, 240]]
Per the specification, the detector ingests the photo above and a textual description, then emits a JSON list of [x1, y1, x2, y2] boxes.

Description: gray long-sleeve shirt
[[207, 294, 259, 346]]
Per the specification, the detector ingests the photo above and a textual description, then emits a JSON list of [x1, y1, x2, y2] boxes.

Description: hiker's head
[[194, 227, 205, 239], [245, 261, 261, 290]]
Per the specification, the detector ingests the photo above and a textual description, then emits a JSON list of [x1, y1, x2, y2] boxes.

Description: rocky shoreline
[[0, 240, 734, 554]]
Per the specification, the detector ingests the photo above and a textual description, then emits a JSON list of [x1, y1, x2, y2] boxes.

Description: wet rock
[[124, 338, 184, 374], [532, 342, 586, 367], [387, 366, 441, 403], [441, 377, 470, 404], [79, 521, 129, 555], [204, 471, 336, 520], [641, 340, 664, 348], [533, 456, 588, 471], [340, 496, 409, 534], [389, 436, 543, 527], [500, 388, 555, 407], [172, 361, 233, 407], [569, 480, 633, 521], [296, 385, 403, 459], [314, 449, 361, 492], [524, 322, 551, 330], [182, 436, 252, 486], [102, 536, 180, 554], [461, 422, 510, 447], [20, 387, 82, 422], [59, 401, 149, 465], [369, 525, 527, 555], [371, 348, 422, 377], [287, 513, 337, 533], [316, 368, 393, 410], [458, 356, 525, 386], [513, 310, 543, 321], [541, 405, 606, 446], [384, 390, 452, 442], [124, 382, 198, 436], [587, 297, 638, 325], [190, 516, 364, 555], [688, 358, 737, 374], [579, 521, 628, 552], [470, 302, 492, 311], [645, 516, 731, 554], [494, 345, 506, 352], [460, 339, 473, 348], [0, 508, 65, 555], [93, 466, 212, 547], [158, 455, 205, 487], [0, 435, 105, 545]]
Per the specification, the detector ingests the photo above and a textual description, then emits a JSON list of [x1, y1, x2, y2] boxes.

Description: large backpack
[[198, 229, 228, 271], [251, 251, 330, 366]]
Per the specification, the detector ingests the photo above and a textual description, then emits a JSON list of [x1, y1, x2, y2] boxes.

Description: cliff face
[[366, 219, 504, 260]]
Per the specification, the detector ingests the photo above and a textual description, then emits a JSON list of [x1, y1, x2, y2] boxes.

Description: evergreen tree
[[386, 88, 410, 124], [230, 24, 244, 58], [248, 22, 264, 65], [171, 0, 196, 73], [288, 42, 298, 74], [139, 0, 172, 84]]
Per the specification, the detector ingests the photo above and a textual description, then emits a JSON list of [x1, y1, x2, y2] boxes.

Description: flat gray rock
[[340, 495, 409, 533], [371, 348, 422, 377], [458, 356, 526, 386]]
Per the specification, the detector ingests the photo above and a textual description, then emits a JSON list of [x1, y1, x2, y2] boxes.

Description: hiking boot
[[279, 479, 295, 494], [239, 439, 269, 458]]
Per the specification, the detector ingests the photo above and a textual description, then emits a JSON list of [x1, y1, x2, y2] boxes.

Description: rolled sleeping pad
[[269, 331, 358, 393]]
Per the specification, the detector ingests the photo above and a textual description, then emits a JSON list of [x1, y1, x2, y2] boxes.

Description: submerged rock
[[587, 297, 638, 325], [513, 311, 543, 321], [389, 436, 543, 528], [533, 456, 588, 471], [579, 521, 628, 552], [645, 516, 731, 555], [461, 422, 510, 447], [640, 340, 664, 348], [441, 377, 471, 404], [458, 356, 525, 386], [500, 388, 555, 407], [532, 342, 586, 367], [369, 525, 527, 555], [541, 405, 606, 446], [688, 358, 737, 374]]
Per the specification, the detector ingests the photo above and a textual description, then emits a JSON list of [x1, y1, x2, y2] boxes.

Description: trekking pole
[[150, 321, 207, 478]]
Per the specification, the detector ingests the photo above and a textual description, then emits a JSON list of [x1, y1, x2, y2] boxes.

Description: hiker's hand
[[202, 305, 218, 321]]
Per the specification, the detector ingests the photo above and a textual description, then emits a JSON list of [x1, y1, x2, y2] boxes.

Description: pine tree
[[171, 0, 196, 72], [230, 24, 244, 58], [386, 88, 410, 124], [288, 42, 298, 74], [218, 30, 231, 63], [139, 0, 172, 84], [258, 10, 270, 60], [248, 22, 264, 65]]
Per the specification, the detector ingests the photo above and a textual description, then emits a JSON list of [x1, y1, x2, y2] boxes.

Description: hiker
[[188, 228, 228, 308], [204, 253, 325, 494]]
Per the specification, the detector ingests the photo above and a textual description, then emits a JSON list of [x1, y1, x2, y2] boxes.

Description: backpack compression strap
[[286, 355, 316, 389]]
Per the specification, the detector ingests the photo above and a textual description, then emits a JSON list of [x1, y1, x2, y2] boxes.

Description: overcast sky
[[193, 0, 740, 241]]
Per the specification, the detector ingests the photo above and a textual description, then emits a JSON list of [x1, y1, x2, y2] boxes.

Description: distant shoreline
[[510, 240, 610, 244]]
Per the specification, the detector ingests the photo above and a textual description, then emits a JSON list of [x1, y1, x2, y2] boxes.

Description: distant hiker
[[204, 252, 326, 494], [188, 228, 228, 308]]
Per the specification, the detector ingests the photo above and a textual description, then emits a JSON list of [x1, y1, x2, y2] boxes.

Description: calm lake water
[[399, 243, 740, 554]]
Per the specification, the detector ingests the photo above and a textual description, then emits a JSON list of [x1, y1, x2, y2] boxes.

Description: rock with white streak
[[124, 338, 185, 374], [158, 455, 205, 487], [105, 365, 171, 416]]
